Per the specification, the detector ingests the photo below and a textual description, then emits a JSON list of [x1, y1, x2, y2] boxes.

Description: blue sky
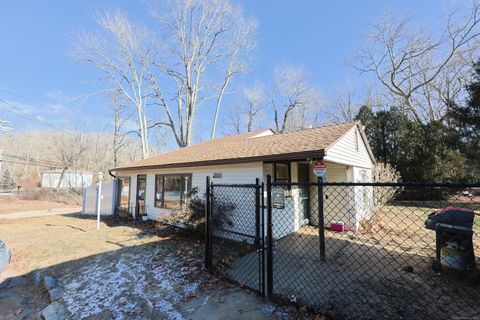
[[0, 0, 454, 139]]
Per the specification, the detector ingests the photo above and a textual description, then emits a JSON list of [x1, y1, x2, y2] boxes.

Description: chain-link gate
[[204, 177, 265, 296]]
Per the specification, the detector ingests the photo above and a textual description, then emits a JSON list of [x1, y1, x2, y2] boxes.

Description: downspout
[[108, 169, 117, 179]]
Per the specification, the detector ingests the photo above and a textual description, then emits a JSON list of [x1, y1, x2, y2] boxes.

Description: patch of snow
[[60, 247, 201, 319], [261, 305, 275, 314]]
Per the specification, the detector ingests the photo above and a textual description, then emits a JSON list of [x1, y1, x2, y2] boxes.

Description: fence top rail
[[211, 183, 259, 188], [271, 181, 480, 188]]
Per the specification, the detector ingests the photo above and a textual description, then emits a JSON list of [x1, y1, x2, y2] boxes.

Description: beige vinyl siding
[[324, 126, 374, 169], [309, 162, 350, 227]]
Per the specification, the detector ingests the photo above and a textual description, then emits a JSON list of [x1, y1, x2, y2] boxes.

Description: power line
[[0, 98, 63, 132], [1, 153, 87, 171], [0, 159, 61, 168], [2, 153, 62, 167]]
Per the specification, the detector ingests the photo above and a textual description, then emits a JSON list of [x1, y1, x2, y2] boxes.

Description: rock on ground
[[41, 302, 71, 320]]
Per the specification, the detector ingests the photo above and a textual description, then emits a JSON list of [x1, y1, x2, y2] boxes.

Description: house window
[[274, 162, 291, 184], [155, 174, 191, 209]]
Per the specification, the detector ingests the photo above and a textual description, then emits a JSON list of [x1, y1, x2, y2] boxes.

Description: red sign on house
[[313, 160, 327, 177]]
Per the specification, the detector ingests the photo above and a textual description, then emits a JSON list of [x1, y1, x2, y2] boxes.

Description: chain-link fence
[[205, 179, 265, 295], [269, 181, 480, 320], [205, 178, 480, 319]]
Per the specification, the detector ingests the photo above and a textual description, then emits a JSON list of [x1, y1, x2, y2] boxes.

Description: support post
[[266, 174, 273, 297], [205, 176, 212, 269], [318, 176, 326, 262], [96, 181, 102, 230]]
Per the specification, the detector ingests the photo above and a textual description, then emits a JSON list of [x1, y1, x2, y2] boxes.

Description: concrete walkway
[[0, 207, 81, 220]]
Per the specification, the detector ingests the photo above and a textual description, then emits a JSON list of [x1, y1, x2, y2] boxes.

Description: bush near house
[[163, 187, 235, 238]]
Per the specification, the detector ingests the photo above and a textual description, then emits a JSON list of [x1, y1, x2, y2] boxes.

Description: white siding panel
[[121, 162, 263, 220], [324, 127, 374, 169]]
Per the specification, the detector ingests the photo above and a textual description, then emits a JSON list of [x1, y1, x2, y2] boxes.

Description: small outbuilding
[[41, 170, 93, 189], [107, 121, 376, 232]]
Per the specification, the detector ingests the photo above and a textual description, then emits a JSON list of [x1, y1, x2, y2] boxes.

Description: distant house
[[103, 121, 376, 232], [41, 170, 93, 189]]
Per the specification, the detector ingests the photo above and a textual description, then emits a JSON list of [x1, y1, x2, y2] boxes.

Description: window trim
[[116, 177, 131, 214], [154, 173, 192, 209], [273, 162, 291, 183]]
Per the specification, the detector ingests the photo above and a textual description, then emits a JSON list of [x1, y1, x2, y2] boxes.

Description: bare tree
[[224, 110, 242, 135], [50, 130, 88, 190], [109, 90, 130, 168], [330, 86, 359, 123], [271, 65, 323, 133], [244, 83, 268, 132], [146, 0, 256, 146], [223, 82, 267, 134], [210, 12, 257, 139], [329, 83, 385, 123], [354, 2, 480, 123], [72, 10, 152, 158]]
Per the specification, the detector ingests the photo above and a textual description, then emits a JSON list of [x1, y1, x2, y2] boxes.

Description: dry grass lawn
[[0, 196, 77, 215], [0, 214, 162, 275]]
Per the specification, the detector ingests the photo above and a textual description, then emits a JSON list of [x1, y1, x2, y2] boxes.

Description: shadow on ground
[[0, 215, 280, 320], [232, 226, 480, 320]]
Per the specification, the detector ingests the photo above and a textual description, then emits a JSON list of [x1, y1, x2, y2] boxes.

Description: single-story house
[[108, 121, 376, 235], [41, 169, 93, 189]]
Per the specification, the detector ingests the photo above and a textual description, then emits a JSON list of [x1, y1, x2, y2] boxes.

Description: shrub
[[185, 187, 236, 230], [1, 169, 16, 190], [16, 188, 82, 205]]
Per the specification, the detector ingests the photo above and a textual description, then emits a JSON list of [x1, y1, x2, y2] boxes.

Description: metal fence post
[[266, 174, 273, 297], [204, 176, 212, 269], [318, 176, 326, 262], [261, 181, 265, 297], [254, 178, 262, 294]]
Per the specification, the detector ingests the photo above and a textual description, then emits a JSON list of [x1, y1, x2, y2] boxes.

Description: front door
[[298, 163, 310, 221], [136, 175, 147, 219]]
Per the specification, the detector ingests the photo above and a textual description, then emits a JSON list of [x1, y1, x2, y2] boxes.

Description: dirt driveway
[[0, 213, 304, 320]]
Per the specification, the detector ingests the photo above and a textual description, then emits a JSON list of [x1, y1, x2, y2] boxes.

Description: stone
[[32, 271, 44, 286], [0, 276, 26, 289], [48, 287, 64, 302], [40, 302, 70, 320], [43, 276, 58, 291]]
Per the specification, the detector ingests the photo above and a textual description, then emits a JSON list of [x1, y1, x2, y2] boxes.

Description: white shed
[[41, 170, 93, 189], [106, 121, 375, 237]]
